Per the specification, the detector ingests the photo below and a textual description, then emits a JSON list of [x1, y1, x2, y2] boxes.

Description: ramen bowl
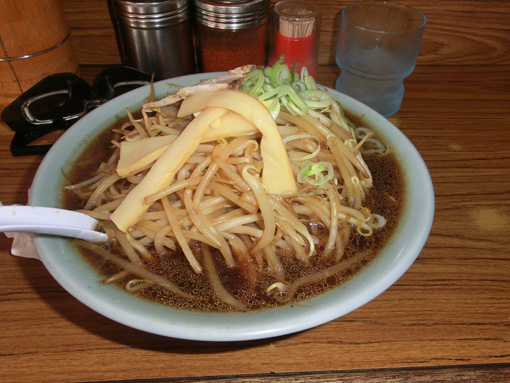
[[29, 72, 434, 342]]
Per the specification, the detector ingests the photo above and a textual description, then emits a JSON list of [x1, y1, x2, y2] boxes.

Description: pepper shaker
[[194, 0, 270, 72], [112, 0, 195, 79]]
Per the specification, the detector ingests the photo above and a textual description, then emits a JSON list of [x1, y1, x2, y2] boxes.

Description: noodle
[[162, 196, 201, 273], [202, 245, 246, 310]]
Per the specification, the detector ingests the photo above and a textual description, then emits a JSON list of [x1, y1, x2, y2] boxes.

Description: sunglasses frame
[[2, 66, 159, 156]]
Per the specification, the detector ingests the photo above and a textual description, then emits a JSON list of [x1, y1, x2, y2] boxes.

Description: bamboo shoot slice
[[178, 90, 297, 196], [117, 111, 258, 177], [111, 107, 228, 232]]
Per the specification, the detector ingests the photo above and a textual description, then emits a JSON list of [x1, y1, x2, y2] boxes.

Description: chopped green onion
[[285, 86, 308, 114], [270, 64, 291, 87], [367, 214, 387, 229], [344, 138, 357, 148], [303, 74, 317, 90], [354, 127, 373, 139], [360, 137, 387, 155], [300, 67, 309, 80], [242, 69, 265, 96], [297, 161, 334, 187], [240, 55, 353, 132], [283, 133, 321, 161], [291, 79, 307, 92], [299, 89, 332, 109]]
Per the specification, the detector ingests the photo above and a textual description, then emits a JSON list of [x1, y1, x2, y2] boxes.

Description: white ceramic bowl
[[29, 72, 434, 342]]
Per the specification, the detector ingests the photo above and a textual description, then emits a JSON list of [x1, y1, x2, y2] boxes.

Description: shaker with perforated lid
[[112, 0, 195, 79], [194, 0, 270, 72], [268, 0, 321, 77]]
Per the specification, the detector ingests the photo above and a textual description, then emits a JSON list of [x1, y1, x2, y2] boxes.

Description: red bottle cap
[[272, 30, 317, 76]]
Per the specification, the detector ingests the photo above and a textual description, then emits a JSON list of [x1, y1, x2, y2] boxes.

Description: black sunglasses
[[1, 66, 160, 156]]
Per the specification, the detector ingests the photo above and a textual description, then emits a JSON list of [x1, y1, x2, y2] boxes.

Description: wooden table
[[1, 64, 509, 383]]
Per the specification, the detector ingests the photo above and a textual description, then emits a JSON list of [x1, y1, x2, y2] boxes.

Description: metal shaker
[[112, 0, 195, 79]]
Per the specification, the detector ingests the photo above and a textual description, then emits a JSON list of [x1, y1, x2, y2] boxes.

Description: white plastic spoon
[[0, 205, 109, 242]]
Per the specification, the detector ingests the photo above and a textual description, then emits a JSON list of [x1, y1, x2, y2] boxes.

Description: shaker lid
[[114, 0, 190, 27], [194, 0, 270, 30], [114, 0, 189, 16]]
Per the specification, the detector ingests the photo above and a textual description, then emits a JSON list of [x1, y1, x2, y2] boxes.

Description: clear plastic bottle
[[268, 0, 320, 77]]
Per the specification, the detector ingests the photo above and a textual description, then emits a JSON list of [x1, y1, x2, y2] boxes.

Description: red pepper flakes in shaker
[[194, 0, 270, 72], [268, 0, 321, 77]]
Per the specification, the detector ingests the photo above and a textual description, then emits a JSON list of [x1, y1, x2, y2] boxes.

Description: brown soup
[[64, 113, 405, 312]]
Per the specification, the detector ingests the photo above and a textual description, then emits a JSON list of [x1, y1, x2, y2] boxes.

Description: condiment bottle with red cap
[[268, 0, 321, 77]]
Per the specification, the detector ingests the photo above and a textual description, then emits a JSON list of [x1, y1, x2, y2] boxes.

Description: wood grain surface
[[0, 64, 509, 383]]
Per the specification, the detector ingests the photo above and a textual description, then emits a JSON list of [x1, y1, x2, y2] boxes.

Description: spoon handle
[[0, 205, 108, 242]]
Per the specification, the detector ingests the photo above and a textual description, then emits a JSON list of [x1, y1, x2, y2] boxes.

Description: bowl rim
[[29, 72, 435, 342]]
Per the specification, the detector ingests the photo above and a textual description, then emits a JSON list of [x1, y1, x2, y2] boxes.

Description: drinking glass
[[335, 1, 426, 117]]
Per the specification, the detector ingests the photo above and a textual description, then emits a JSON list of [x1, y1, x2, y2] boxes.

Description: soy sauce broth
[[63, 111, 405, 312]]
